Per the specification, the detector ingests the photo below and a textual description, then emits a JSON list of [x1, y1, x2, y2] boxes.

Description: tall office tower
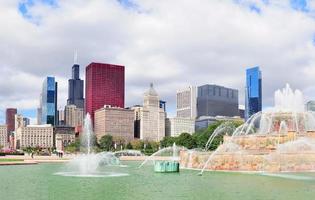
[[6, 108, 17, 141], [139, 83, 166, 141], [306, 101, 315, 112], [176, 86, 197, 119], [197, 84, 239, 117], [85, 62, 125, 124], [40, 77, 58, 125], [245, 66, 262, 120], [65, 104, 84, 128], [58, 109, 65, 125], [23, 117, 30, 127], [67, 62, 84, 109]]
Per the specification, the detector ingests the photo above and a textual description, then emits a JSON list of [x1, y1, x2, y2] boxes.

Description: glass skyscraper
[[245, 66, 262, 120], [41, 77, 58, 125]]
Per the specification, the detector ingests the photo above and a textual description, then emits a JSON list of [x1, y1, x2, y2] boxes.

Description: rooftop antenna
[[74, 50, 78, 65]]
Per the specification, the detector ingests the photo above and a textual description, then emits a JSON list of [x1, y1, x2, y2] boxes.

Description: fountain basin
[[154, 161, 179, 173]]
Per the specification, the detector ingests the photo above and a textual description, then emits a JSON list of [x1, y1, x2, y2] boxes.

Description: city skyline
[[2, 1, 315, 123]]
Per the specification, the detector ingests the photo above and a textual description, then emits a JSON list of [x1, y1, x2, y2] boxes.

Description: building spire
[[74, 50, 78, 65]]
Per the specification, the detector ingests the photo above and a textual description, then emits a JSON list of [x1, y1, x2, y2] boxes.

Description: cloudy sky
[[0, 0, 315, 123]]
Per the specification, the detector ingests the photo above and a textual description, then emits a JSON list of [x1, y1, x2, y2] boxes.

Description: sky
[[1, 0, 315, 123]]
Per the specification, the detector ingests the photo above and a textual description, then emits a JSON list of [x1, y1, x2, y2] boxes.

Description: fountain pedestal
[[154, 161, 179, 173]]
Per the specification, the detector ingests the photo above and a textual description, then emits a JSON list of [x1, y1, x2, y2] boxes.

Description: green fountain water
[[0, 162, 315, 200]]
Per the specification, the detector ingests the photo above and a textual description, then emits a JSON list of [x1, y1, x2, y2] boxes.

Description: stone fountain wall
[[180, 134, 315, 172]]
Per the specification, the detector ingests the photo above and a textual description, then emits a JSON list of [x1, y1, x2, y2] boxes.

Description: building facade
[[131, 105, 142, 138], [6, 108, 17, 141], [65, 105, 84, 128], [67, 63, 84, 108], [195, 116, 244, 130], [15, 125, 54, 149], [85, 62, 125, 124], [176, 86, 197, 119], [15, 114, 24, 130], [197, 85, 239, 117], [245, 66, 262, 120], [40, 77, 58, 125], [165, 117, 195, 137], [306, 101, 315, 112], [23, 117, 30, 127], [0, 125, 7, 148], [58, 109, 65, 126], [54, 126, 75, 152], [94, 106, 134, 142], [139, 84, 166, 142]]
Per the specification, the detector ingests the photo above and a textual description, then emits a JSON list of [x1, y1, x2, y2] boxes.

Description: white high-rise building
[[176, 86, 197, 119], [138, 83, 166, 142], [166, 117, 195, 137]]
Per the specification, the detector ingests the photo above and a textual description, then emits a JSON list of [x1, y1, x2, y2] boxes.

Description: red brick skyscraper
[[85, 62, 125, 124], [6, 108, 17, 141]]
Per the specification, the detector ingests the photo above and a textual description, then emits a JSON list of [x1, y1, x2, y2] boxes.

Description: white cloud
[[1, 0, 315, 121]]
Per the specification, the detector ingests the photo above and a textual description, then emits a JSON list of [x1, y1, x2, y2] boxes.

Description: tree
[[99, 135, 113, 151], [64, 139, 80, 153], [126, 142, 133, 149], [192, 121, 224, 149], [176, 132, 196, 149], [160, 136, 177, 148], [130, 140, 144, 150], [192, 120, 244, 150]]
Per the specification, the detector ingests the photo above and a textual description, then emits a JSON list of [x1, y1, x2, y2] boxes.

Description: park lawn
[[0, 158, 24, 162]]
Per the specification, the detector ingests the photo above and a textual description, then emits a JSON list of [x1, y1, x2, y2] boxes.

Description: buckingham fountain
[[180, 84, 315, 174]]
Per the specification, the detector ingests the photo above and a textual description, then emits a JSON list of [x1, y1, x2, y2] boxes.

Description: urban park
[[0, 84, 315, 200]]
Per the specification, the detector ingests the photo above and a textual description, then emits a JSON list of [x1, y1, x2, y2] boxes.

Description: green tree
[[176, 132, 196, 149], [192, 120, 244, 150], [126, 142, 133, 149], [160, 136, 177, 148], [130, 140, 144, 150], [64, 139, 80, 153], [99, 135, 113, 151]]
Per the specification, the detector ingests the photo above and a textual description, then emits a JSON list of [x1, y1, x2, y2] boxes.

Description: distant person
[[31, 152, 34, 159]]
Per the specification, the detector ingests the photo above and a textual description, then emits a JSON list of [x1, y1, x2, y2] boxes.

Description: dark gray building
[[197, 84, 239, 117], [67, 64, 84, 108]]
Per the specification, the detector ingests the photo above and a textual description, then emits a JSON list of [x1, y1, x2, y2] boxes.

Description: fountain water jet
[[180, 84, 315, 174], [55, 113, 129, 177]]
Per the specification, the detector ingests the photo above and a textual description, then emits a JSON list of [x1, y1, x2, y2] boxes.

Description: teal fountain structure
[[139, 143, 183, 173]]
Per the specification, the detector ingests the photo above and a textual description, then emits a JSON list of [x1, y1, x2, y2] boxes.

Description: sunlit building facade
[[40, 77, 58, 125], [245, 66, 262, 120]]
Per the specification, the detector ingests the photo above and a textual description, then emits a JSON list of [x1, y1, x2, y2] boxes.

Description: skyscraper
[[67, 62, 84, 108], [6, 108, 17, 141], [139, 83, 166, 141], [85, 62, 125, 124], [176, 86, 197, 119], [245, 66, 262, 120], [40, 77, 58, 125], [197, 84, 239, 117]]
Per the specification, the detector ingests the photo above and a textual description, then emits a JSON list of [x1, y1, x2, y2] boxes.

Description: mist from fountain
[[138, 143, 186, 168], [55, 113, 129, 177]]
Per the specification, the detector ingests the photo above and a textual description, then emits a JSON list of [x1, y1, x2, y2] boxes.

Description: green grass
[[0, 158, 24, 162]]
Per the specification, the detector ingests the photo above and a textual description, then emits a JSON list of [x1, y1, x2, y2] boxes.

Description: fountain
[[55, 114, 129, 177], [139, 143, 185, 172], [180, 84, 315, 174]]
